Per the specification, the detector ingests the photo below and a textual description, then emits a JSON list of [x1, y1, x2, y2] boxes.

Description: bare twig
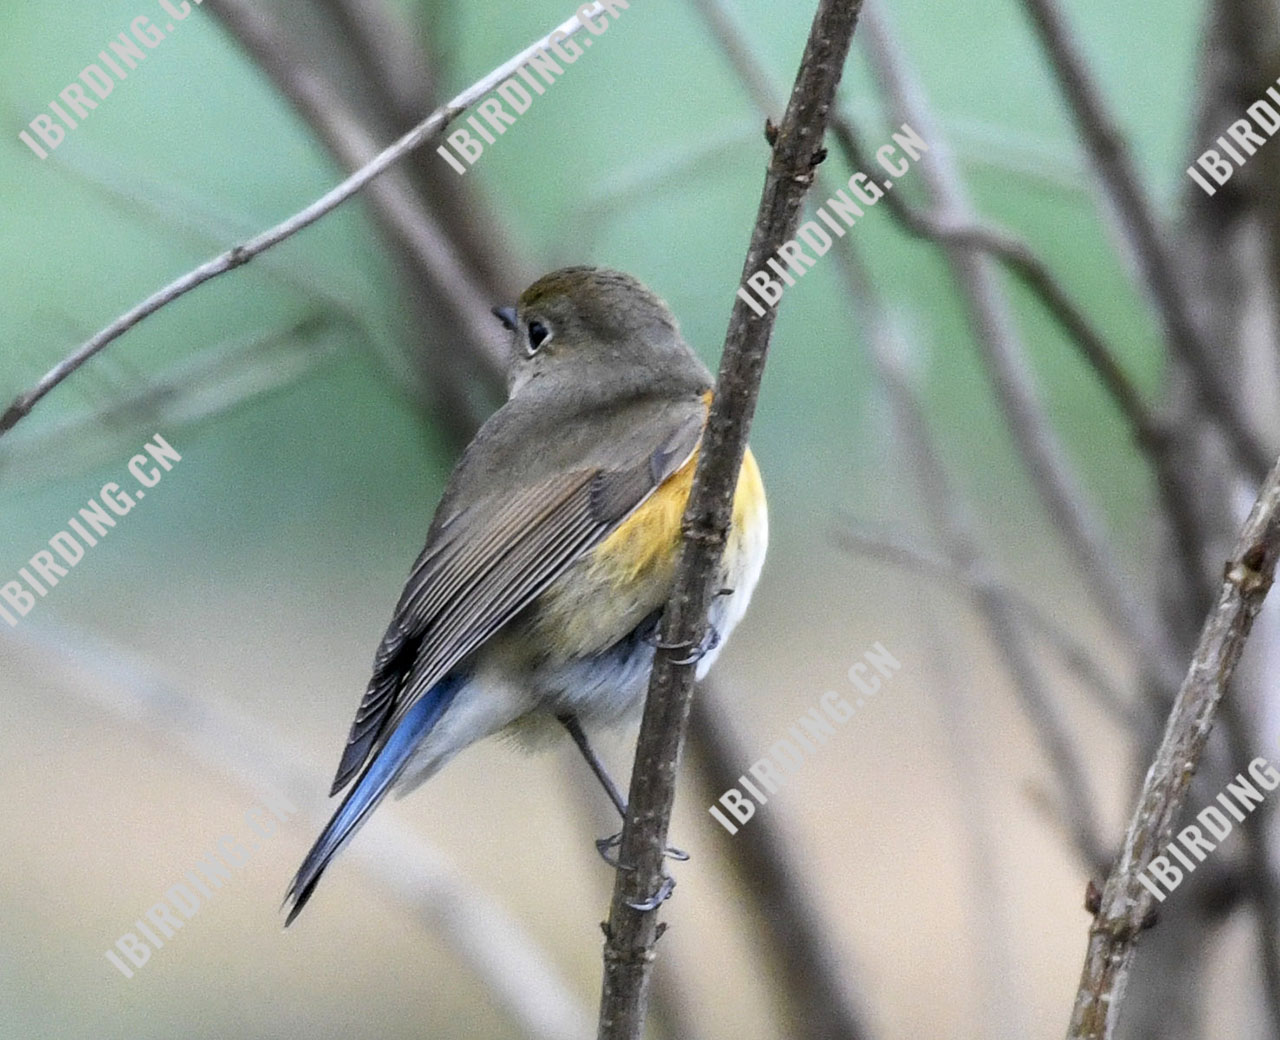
[[0, 3, 606, 438], [1066, 454, 1280, 1039], [5, 622, 593, 1040], [596, 2, 864, 1036], [858, 1, 1185, 700], [202, 0, 511, 432], [1017, 0, 1271, 479], [832, 526, 1137, 729], [866, 303, 1110, 875]]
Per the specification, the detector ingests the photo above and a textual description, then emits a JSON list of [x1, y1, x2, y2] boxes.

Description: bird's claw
[[648, 625, 721, 665], [596, 831, 623, 866], [596, 831, 690, 866], [626, 875, 676, 911]]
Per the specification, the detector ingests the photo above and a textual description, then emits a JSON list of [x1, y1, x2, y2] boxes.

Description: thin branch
[[827, 120, 1210, 600], [1017, 0, 1271, 479], [866, 306, 1110, 875], [0, 3, 607, 437], [5, 621, 593, 1040], [202, 0, 508, 433], [832, 526, 1138, 729], [595, 2, 865, 1036], [858, 1, 1185, 700], [1066, 455, 1280, 1038]]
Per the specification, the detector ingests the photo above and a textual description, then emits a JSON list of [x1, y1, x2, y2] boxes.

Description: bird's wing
[[329, 397, 706, 794]]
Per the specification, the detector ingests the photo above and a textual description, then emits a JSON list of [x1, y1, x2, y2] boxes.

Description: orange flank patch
[[592, 444, 766, 584]]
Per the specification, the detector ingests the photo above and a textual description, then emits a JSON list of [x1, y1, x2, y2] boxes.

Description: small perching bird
[[285, 267, 767, 923]]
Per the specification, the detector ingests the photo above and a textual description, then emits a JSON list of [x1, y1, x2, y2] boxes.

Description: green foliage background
[[0, 1, 1206, 1037]]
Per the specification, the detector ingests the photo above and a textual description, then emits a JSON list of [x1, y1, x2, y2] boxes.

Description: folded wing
[[329, 398, 706, 795]]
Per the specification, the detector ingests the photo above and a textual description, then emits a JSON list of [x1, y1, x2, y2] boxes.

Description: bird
[[284, 266, 767, 923]]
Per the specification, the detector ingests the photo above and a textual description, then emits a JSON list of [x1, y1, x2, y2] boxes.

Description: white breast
[[697, 489, 769, 679]]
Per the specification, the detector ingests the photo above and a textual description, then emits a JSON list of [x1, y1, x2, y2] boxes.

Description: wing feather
[[329, 402, 704, 794]]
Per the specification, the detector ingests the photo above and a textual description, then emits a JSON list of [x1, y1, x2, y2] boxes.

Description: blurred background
[[3, 0, 1279, 1037]]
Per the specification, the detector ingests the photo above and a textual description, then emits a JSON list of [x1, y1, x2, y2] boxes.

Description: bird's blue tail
[[284, 676, 461, 924]]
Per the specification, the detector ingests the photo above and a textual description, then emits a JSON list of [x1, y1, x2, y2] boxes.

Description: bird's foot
[[648, 624, 721, 665], [596, 831, 623, 866], [627, 875, 676, 912], [595, 831, 690, 867]]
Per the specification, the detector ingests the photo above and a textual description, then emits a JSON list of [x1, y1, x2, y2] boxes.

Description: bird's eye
[[526, 320, 551, 354]]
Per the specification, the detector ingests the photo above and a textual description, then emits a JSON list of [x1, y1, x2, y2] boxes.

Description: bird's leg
[[557, 714, 689, 866], [558, 714, 630, 867], [559, 713, 627, 818]]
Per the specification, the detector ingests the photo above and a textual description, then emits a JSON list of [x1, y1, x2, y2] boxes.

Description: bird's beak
[[491, 306, 518, 331]]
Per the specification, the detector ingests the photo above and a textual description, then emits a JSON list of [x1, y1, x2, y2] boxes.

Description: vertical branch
[[858, 1, 1185, 700], [595, 1, 865, 1036], [1066, 456, 1280, 1038]]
